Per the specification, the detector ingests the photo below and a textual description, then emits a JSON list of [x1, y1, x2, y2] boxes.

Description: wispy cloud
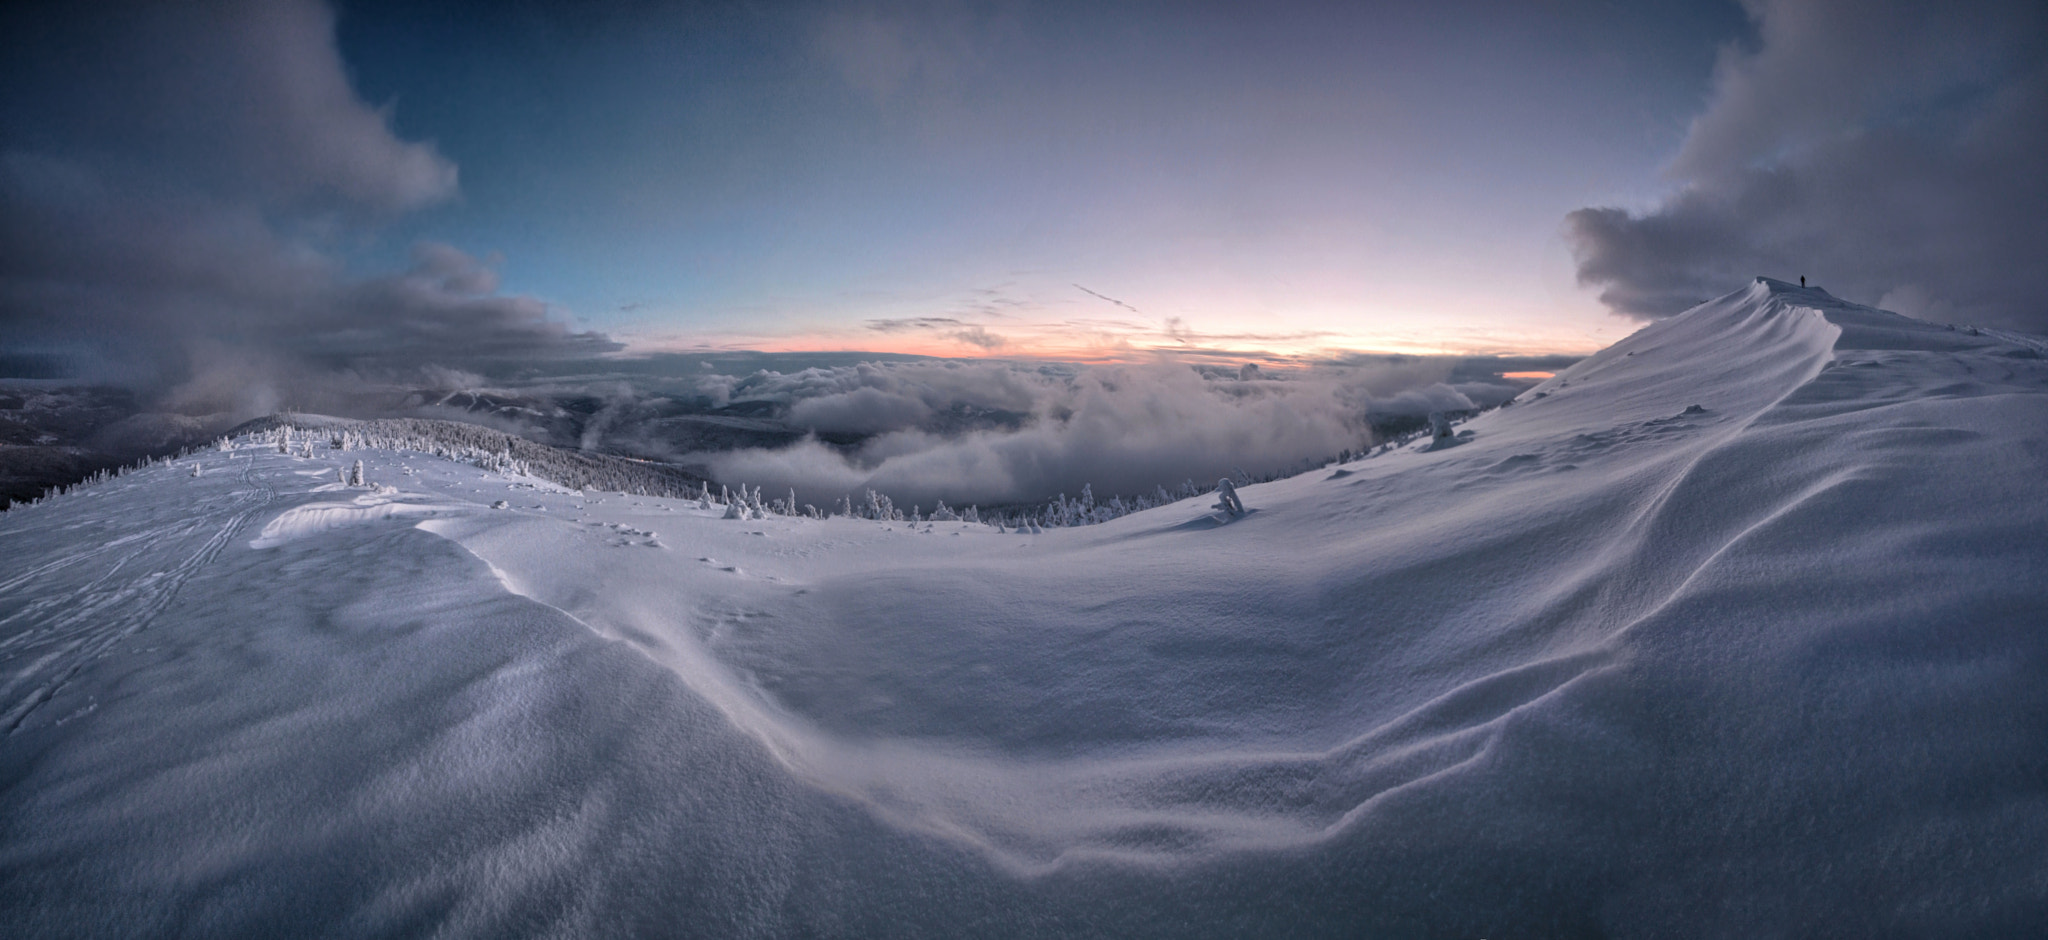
[[1073, 284, 1141, 314], [866, 317, 971, 333], [862, 316, 1010, 350], [949, 325, 1008, 349]]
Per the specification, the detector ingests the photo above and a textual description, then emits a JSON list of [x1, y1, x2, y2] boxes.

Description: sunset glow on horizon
[[620, 324, 1608, 365], [306, 1, 1749, 368], [607, 280, 1621, 365]]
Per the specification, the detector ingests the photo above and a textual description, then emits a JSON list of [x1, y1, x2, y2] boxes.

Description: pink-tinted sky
[[6, 0, 2043, 386], [331, 0, 1751, 361]]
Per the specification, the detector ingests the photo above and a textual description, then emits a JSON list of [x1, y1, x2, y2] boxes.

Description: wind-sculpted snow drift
[[1, 279, 2044, 936]]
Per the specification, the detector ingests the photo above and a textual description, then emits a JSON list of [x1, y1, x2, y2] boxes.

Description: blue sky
[[5, 0, 2041, 388], [331, 0, 1748, 357]]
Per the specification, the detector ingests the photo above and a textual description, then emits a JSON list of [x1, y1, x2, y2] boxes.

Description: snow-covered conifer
[[349, 460, 365, 487], [1430, 411, 1452, 441], [1213, 477, 1244, 516]]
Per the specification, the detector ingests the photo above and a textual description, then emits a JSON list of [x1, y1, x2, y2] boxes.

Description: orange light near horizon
[[640, 330, 1587, 363], [616, 315, 1604, 364], [1502, 371, 1555, 380]]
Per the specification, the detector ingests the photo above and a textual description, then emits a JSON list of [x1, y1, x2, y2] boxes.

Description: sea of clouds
[[501, 354, 1550, 510]]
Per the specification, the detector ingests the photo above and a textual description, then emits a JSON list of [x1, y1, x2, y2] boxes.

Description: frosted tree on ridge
[[1430, 412, 1453, 442], [1213, 478, 1244, 516]]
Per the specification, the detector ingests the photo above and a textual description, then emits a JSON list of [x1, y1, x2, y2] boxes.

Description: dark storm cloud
[[1566, 0, 2048, 331], [0, 0, 613, 413], [1, 0, 455, 214], [320, 243, 621, 364]]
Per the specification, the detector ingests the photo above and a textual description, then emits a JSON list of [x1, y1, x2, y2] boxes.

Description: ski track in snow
[[0, 455, 275, 732]]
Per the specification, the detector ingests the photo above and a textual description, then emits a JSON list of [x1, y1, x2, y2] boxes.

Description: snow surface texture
[[2, 279, 2044, 936]]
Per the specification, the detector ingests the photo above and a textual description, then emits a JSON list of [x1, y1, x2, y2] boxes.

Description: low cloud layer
[[667, 357, 1536, 509], [393, 351, 1565, 511], [1567, 0, 2048, 331], [0, 0, 611, 416]]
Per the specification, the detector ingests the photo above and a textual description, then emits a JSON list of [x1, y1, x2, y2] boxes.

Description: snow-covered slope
[[3, 279, 2044, 936]]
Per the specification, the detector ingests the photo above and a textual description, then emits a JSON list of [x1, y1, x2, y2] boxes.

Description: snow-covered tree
[[348, 460, 365, 487], [1213, 477, 1244, 516]]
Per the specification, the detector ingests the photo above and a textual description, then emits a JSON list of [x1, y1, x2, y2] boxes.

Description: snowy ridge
[[226, 414, 711, 498], [2, 278, 2044, 935], [0, 454, 275, 733]]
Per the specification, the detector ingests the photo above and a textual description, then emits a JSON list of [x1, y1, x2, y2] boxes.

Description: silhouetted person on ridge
[[1800, 275, 1806, 287]]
